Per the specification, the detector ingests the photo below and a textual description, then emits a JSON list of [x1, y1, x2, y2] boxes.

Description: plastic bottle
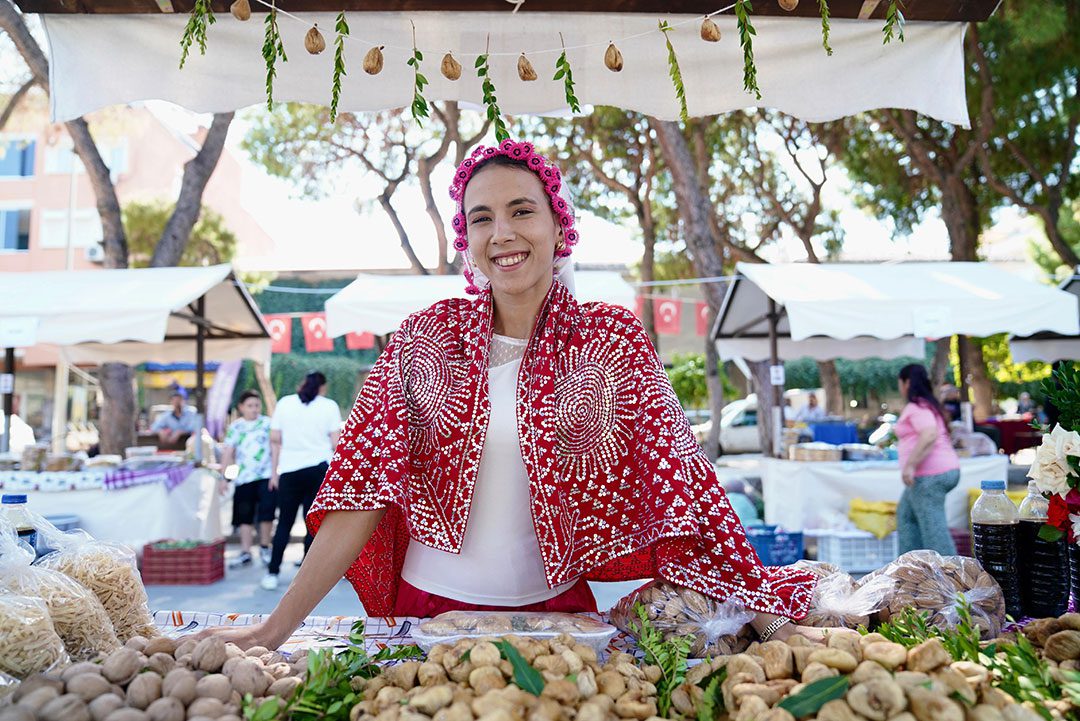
[[1017, 480, 1070, 618], [0, 494, 37, 552], [971, 479, 1022, 619]]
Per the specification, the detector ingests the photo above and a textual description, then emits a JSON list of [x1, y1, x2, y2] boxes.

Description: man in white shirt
[[795, 394, 827, 424]]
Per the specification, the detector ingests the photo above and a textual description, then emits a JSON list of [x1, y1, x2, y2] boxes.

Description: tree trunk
[[150, 112, 235, 267], [958, 336, 994, 421], [98, 363, 135, 454], [378, 191, 429, 275], [817, 360, 843, 415], [750, 360, 777, 457], [931, 339, 951, 390], [638, 203, 658, 348], [704, 306, 723, 459], [1040, 204, 1080, 271]]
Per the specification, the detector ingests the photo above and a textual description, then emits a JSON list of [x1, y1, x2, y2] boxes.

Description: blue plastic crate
[[745, 525, 804, 566]]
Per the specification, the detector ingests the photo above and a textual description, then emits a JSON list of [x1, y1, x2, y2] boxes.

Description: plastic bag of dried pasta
[[0, 595, 68, 679], [31, 512, 157, 642], [0, 524, 120, 660], [609, 580, 755, 658], [857, 550, 1005, 639]]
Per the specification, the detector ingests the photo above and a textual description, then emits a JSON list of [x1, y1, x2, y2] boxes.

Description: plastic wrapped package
[[0, 595, 68, 679], [31, 513, 157, 642], [609, 580, 755, 658], [412, 611, 617, 652], [799, 570, 896, 629], [0, 525, 120, 660], [857, 550, 1005, 639]]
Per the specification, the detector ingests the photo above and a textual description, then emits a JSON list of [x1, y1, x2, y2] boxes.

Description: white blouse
[[400, 334, 574, 604]]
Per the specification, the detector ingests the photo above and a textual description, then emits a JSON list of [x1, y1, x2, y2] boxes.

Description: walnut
[[125, 672, 162, 710]]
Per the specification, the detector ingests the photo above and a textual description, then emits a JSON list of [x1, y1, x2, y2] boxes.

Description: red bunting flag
[[264, 314, 292, 355], [634, 296, 645, 320], [696, 302, 711, 337], [346, 331, 376, 350], [654, 298, 682, 336], [301, 312, 334, 353]]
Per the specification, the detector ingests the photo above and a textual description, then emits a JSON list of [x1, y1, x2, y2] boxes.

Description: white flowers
[[1028, 424, 1080, 498], [1072, 513, 1080, 542]]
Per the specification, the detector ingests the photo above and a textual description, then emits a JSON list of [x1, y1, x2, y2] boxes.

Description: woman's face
[[239, 396, 261, 420], [463, 164, 563, 300]]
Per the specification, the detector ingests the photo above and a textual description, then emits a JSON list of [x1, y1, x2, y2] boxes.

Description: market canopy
[[35, 1, 985, 125], [0, 264, 271, 365], [714, 262, 1080, 362], [325, 271, 635, 337], [1009, 273, 1080, 363]]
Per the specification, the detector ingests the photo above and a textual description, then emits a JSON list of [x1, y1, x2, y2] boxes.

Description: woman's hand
[[901, 465, 916, 487], [188, 620, 287, 652], [217, 478, 229, 496], [269, 471, 280, 491]]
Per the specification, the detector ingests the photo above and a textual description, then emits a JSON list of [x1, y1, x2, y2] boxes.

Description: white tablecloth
[[761, 455, 1009, 531], [20, 468, 223, 550]]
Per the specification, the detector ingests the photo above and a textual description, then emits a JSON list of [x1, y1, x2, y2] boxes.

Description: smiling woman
[[196, 139, 820, 652]]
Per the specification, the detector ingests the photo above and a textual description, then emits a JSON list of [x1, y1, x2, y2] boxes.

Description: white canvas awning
[[325, 271, 635, 337], [1009, 274, 1080, 363], [42, 14, 969, 127], [0, 264, 271, 365], [716, 262, 1080, 362]]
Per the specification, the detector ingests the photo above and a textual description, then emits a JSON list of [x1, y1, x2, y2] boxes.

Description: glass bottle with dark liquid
[[1017, 480, 1069, 618], [971, 480, 1022, 619]]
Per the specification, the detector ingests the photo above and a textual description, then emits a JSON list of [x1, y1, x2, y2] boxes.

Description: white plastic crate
[[815, 530, 899, 573]]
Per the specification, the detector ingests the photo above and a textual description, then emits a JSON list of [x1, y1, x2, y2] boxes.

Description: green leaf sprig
[[629, 604, 691, 717], [475, 42, 509, 142], [883, 0, 906, 44], [493, 640, 545, 696], [262, 5, 288, 112], [179, 0, 215, 70], [329, 12, 350, 123], [778, 676, 850, 716], [657, 21, 688, 124], [554, 34, 581, 114], [734, 0, 761, 100], [818, 0, 833, 56], [407, 22, 431, 125], [694, 668, 727, 721]]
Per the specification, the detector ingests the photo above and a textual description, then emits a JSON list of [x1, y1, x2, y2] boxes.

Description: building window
[[0, 139, 35, 177], [45, 139, 127, 182], [39, 209, 103, 249], [0, 209, 31, 251]]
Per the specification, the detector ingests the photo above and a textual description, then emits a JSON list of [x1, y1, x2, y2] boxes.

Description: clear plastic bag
[[412, 611, 617, 652], [0, 595, 69, 679], [858, 550, 1005, 639], [799, 570, 896, 629], [30, 512, 157, 642], [609, 580, 755, 658], [0, 523, 120, 660]]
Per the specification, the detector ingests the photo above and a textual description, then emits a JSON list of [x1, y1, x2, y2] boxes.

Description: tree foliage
[[123, 199, 237, 268], [666, 353, 737, 410]]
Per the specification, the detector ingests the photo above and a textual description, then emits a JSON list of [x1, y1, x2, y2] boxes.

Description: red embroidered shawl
[[308, 280, 815, 618]]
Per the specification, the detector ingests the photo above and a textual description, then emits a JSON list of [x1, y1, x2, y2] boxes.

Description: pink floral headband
[[449, 139, 579, 294]]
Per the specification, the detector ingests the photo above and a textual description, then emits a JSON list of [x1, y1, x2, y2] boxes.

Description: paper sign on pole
[[770, 365, 786, 386], [0, 317, 38, 348], [0, 374, 12, 394]]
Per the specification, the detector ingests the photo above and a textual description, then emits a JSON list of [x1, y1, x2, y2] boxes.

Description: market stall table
[[1, 466, 223, 550], [761, 455, 1009, 532], [982, 416, 1041, 457]]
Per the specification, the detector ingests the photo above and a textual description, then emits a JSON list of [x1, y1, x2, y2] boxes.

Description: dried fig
[[441, 53, 462, 81], [305, 26, 326, 55], [846, 679, 906, 720], [363, 46, 385, 75], [604, 43, 623, 72], [700, 17, 721, 42]]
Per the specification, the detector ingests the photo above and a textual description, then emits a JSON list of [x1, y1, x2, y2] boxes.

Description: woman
[[262, 372, 342, 591], [896, 364, 961, 554], [205, 139, 816, 648], [221, 390, 275, 569]]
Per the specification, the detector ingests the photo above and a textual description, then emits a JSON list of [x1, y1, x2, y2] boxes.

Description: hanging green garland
[[657, 21, 688, 124], [261, 5, 288, 111], [329, 12, 349, 122], [734, 0, 760, 100], [179, 0, 215, 70], [475, 49, 509, 141], [407, 23, 431, 125], [554, 39, 581, 114], [818, 0, 833, 56], [883, 0, 906, 44]]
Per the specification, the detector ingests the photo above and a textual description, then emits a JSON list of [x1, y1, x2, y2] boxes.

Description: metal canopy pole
[[767, 298, 783, 459], [1, 348, 13, 454], [195, 296, 207, 416]]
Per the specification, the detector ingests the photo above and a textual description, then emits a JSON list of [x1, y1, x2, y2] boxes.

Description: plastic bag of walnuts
[[858, 550, 1006, 638], [609, 580, 754, 658], [31, 511, 157, 643]]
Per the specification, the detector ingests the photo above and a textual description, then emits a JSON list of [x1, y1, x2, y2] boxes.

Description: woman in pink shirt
[[895, 364, 961, 554]]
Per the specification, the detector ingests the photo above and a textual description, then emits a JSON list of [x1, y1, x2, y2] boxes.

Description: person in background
[[722, 479, 764, 527], [152, 386, 200, 447], [783, 398, 796, 424], [1017, 392, 1036, 415], [897, 364, 960, 555], [795, 394, 826, 423], [0, 396, 35, 455], [262, 372, 342, 591], [939, 383, 963, 423], [221, 390, 275, 569]]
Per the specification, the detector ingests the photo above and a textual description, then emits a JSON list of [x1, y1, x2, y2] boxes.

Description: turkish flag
[[346, 331, 375, 350], [301, 313, 334, 353], [695, 302, 711, 337], [264, 315, 292, 354], [634, 296, 645, 320], [654, 299, 683, 336]]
